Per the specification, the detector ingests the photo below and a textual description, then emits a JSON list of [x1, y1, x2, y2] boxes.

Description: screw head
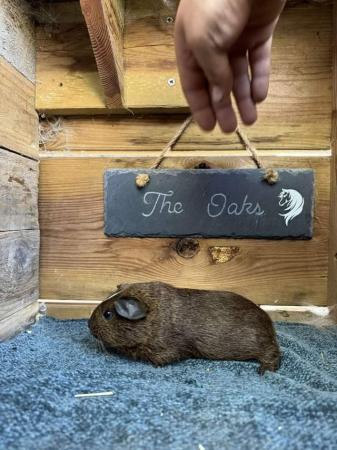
[[166, 16, 174, 24], [167, 78, 176, 87]]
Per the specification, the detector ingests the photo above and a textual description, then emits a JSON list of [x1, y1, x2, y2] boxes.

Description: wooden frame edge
[[0, 302, 39, 342], [40, 300, 334, 323], [328, 0, 337, 307]]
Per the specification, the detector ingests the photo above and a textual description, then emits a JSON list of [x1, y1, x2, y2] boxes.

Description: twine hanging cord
[[135, 115, 193, 188], [135, 115, 279, 187], [235, 127, 279, 184]]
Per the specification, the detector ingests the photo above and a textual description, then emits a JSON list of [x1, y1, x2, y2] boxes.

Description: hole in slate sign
[[176, 238, 200, 259]]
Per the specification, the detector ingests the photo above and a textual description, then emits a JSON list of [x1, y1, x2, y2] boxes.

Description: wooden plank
[[0, 230, 39, 321], [80, 0, 124, 107], [45, 302, 97, 320], [39, 155, 329, 305], [0, 0, 35, 82], [0, 301, 39, 341], [0, 55, 38, 159], [36, 21, 109, 114], [328, 0, 337, 306], [43, 301, 332, 323], [39, 115, 332, 153], [36, 2, 332, 154], [34, 1, 84, 25], [0, 149, 38, 231], [124, 2, 332, 126]]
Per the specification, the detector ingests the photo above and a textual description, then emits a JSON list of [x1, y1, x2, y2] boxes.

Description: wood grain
[[35, 1, 84, 24], [124, 2, 332, 129], [80, 0, 124, 107], [0, 149, 39, 231], [36, 21, 110, 114], [0, 230, 39, 321], [39, 114, 332, 153], [0, 0, 35, 82], [44, 301, 331, 323], [45, 302, 97, 320], [0, 301, 39, 341], [39, 155, 329, 305], [0, 56, 38, 159], [328, 0, 337, 306], [36, 0, 332, 150]]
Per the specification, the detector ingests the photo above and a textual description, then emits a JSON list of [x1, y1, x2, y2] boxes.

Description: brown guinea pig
[[88, 282, 280, 374]]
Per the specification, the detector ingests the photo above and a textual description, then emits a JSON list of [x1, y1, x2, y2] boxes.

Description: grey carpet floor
[[1, 318, 337, 450]]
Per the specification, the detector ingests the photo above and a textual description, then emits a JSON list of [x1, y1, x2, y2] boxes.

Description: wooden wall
[[37, 1, 333, 310], [328, 1, 337, 313], [0, 1, 39, 339]]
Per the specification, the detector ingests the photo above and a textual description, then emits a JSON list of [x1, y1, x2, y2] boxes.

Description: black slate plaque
[[104, 169, 314, 239]]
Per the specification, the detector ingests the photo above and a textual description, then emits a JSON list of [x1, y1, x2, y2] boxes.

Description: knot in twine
[[135, 115, 279, 187]]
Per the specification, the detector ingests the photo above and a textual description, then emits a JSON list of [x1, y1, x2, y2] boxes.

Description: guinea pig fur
[[88, 282, 280, 374]]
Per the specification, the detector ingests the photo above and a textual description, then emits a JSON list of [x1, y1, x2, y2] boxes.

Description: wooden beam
[[0, 149, 38, 231], [124, 2, 331, 109], [36, 20, 110, 115], [0, 230, 39, 323], [328, 0, 337, 307], [0, 301, 39, 341], [0, 0, 35, 82], [44, 302, 97, 320], [80, 0, 124, 107], [39, 114, 331, 153], [36, 2, 332, 120], [42, 299, 332, 323], [39, 155, 329, 305], [0, 56, 38, 159]]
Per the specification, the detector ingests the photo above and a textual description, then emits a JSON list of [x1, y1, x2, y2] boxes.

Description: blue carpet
[[1, 318, 337, 450]]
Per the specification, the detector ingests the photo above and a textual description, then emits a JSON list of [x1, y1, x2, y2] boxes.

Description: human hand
[[174, 0, 286, 132]]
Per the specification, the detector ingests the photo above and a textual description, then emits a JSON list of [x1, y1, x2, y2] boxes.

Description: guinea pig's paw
[[258, 359, 280, 376], [258, 365, 266, 376]]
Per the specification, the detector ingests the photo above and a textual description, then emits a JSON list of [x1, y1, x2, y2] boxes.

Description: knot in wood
[[264, 168, 279, 185], [194, 161, 211, 169], [135, 173, 150, 188], [209, 246, 240, 264], [176, 238, 200, 259]]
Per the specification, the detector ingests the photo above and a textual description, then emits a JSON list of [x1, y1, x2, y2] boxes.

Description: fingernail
[[211, 86, 225, 104]]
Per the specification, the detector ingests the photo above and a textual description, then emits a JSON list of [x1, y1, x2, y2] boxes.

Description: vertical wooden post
[[328, 0, 337, 318], [0, 0, 39, 340]]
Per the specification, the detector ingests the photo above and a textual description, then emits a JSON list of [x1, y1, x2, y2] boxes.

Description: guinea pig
[[88, 282, 280, 374]]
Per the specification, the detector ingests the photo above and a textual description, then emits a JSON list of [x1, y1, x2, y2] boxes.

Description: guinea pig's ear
[[114, 298, 147, 321]]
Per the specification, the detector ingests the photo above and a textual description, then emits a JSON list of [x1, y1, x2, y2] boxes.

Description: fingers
[[192, 42, 238, 133], [249, 37, 272, 103], [231, 54, 257, 125], [211, 93, 237, 133], [174, 7, 274, 132], [174, 23, 216, 131]]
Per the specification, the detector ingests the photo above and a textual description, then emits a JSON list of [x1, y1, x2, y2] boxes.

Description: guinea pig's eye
[[103, 310, 113, 320]]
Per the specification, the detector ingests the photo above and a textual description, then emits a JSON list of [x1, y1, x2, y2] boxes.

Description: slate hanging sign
[[104, 169, 314, 239]]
